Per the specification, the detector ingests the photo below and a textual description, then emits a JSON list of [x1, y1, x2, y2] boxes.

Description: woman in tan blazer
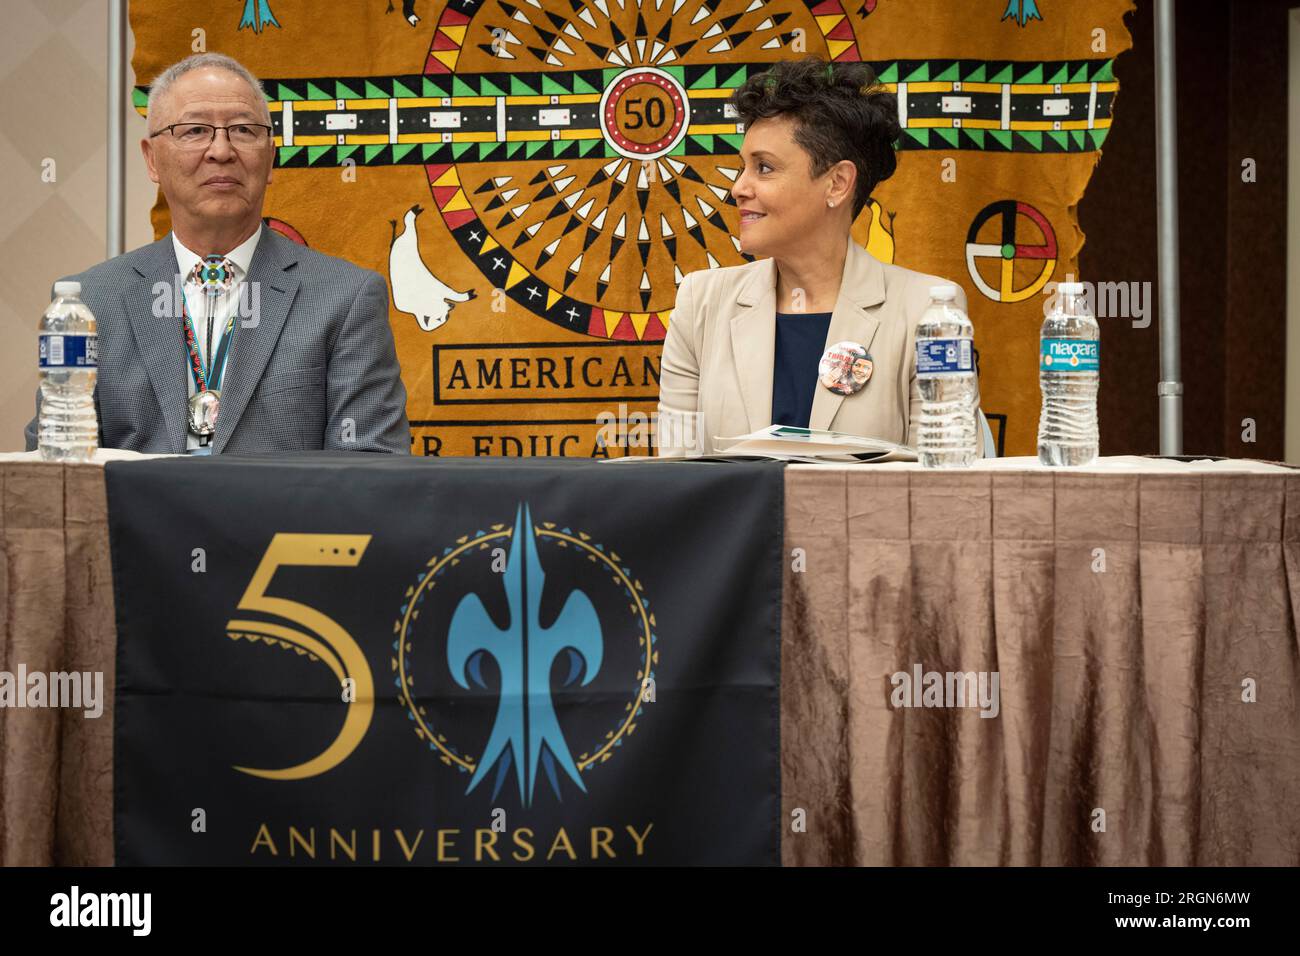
[[656, 57, 978, 457]]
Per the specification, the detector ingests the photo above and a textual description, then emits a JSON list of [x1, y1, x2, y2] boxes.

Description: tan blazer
[[656, 240, 978, 456]]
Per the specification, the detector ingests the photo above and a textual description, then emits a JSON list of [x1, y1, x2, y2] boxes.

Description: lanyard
[[181, 294, 235, 393]]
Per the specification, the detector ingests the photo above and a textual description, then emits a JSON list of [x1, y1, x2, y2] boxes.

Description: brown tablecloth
[[2, 461, 1298, 865], [0, 463, 115, 866]]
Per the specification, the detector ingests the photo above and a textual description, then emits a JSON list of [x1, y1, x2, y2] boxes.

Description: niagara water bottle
[[914, 285, 978, 468], [38, 281, 99, 462], [1037, 281, 1099, 466]]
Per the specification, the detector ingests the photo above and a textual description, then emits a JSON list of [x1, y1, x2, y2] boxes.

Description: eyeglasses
[[149, 123, 274, 149]]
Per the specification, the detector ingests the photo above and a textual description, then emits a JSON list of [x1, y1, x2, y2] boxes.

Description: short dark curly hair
[[729, 57, 900, 219]]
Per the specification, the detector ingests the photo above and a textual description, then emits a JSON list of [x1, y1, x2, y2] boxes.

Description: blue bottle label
[[916, 338, 973, 374], [1040, 338, 1099, 372], [39, 333, 97, 369]]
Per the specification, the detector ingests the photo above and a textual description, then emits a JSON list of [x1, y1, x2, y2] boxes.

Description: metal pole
[[107, 0, 127, 258], [1154, 0, 1183, 455]]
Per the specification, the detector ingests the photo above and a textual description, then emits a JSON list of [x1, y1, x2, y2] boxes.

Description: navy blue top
[[771, 311, 833, 429]]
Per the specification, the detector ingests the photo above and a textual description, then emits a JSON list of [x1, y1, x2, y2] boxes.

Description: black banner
[[106, 455, 783, 865]]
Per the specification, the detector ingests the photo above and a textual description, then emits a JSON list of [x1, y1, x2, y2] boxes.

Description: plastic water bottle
[[38, 281, 99, 462], [915, 285, 978, 468], [1037, 281, 1099, 466]]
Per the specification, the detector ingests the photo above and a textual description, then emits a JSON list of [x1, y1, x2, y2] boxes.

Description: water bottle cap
[[1058, 282, 1085, 295], [53, 280, 81, 297], [929, 285, 958, 300]]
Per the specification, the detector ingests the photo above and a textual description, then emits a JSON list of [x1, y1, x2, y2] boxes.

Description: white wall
[[0, 1, 156, 450]]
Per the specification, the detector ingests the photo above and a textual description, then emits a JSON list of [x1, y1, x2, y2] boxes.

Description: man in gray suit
[[24, 52, 409, 455]]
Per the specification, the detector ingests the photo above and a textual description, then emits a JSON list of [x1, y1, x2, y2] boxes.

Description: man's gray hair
[[146, 53, 271, 129]]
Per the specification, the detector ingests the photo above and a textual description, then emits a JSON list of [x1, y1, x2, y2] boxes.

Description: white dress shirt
[[172, 228, 261, 451]]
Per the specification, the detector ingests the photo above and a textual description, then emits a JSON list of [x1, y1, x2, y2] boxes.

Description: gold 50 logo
[[224, 533, 375, 779], [222, 517, 658, 800]]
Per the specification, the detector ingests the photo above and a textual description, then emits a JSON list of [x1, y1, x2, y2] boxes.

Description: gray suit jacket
[[24, 225, 409, 454]]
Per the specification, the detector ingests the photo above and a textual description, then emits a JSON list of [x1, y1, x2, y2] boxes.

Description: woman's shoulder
[[877, 259, 970, 315], [680, 256, 771, 295], [669, 258, 772, 334], [878, 258, 964, 295]]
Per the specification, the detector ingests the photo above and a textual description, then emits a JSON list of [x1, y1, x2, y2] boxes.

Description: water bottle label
[[916, 338, 973, 375], [39, 333, 97, 369], [1040, 338, 1099, 372]]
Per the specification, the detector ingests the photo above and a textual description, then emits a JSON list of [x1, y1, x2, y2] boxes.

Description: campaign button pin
[[818, 341, 873, 395]]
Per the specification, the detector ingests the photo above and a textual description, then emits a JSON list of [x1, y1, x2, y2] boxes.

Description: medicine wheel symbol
[[964, 199, 1058, 303], [422, 0, 862, 340]]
